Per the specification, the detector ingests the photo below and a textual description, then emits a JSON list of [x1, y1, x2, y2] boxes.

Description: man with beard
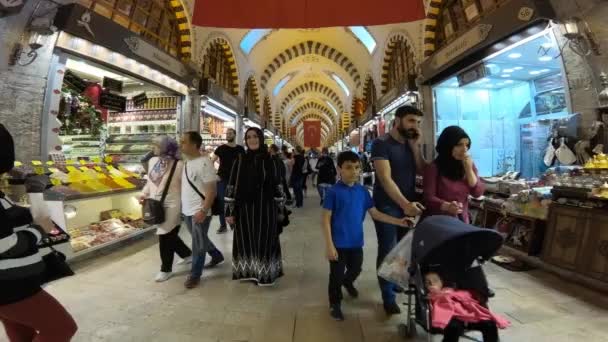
[[212, 128, 245, 234], [371, 105, 426, 315]]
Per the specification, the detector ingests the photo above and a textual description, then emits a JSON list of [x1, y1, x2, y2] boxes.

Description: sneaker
[[256, 281, 276, 287], [177, 256, 192, 265], [155, 272, 172, 282], [204, 254, 225, 269], [217, 226, 228, 234], [184, 276, 201, 289], [330, 305, 344, 321], [383, 301, 402, 316], [343, 284, 359, 298]]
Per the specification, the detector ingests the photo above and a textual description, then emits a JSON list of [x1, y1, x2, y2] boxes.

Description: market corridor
[[2, 198, 608, 342]]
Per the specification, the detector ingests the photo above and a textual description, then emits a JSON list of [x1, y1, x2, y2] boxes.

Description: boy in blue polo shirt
[[322, 151, 412, 321]]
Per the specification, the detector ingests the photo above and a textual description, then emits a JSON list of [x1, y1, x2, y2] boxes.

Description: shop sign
[[100, 91, 126, 112], [132, 92, 148, 107], [102, 77, 123, 93], [0, 0, 26, 17], [457, 63, 488, 87], [54, 4, 194, 86], [201, 78, 243, 114], [63, 70, 88, 93], [431, 24, 493, 70]]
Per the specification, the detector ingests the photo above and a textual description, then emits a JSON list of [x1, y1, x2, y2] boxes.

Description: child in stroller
[[399, 216, 509, 342]]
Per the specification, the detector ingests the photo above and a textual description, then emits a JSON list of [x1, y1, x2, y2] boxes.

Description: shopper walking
[[270, 144, 292, 203], [180, 132, 225, 289], [212, 128, 245, 234], [291, 146, 307, 208], [315, 147, 337, 205], [424, 126, 485, 224], [371, 105, 426, 315], [0, 123, 78, 342], [225, 127, 286, 286], [140, 136, 192, 283]]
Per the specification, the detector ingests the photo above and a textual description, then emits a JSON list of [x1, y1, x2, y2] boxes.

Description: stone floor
[[3, 192, 608, 342]]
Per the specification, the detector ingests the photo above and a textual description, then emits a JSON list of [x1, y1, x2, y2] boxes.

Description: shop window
[[432, 33, 570, 179], [80, 0, 183, 59], [202, 42, 236, 95]]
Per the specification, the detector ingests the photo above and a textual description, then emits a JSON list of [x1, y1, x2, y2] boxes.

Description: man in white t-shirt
[[180, 131, 224, 289]]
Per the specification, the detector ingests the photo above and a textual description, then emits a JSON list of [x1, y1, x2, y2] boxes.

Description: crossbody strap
[[184, 162, 206, 200], [160, 160, 178, 205]]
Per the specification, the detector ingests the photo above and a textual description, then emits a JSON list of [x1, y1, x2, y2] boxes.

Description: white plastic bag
[[378, 229, 414, 289]]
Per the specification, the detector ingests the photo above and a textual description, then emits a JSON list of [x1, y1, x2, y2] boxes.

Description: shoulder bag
[[142, 160, 178, 224], [185, 162, 221, 216]]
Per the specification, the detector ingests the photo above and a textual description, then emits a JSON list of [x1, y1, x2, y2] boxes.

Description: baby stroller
[[399, 216, 504, 341]]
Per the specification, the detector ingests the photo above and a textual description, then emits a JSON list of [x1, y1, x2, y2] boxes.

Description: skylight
[[240, 29, 272, 55], [331, 73, 350, 97], [348, 26, 376, 54], [273, 74, 293, 96], [325, 100, 338, 116]]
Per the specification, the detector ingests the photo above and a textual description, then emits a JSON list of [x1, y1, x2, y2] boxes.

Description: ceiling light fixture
[[505, 80, 515, 84], [539, 56, 553, 62], [508, 53, 522, 59], [529, 70, 541, 75], [503, 69, 514, 73], [501, 74, 511, 78], [513, 66, 524, 70]]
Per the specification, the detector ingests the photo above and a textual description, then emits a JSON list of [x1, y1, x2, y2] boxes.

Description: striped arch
[[279, 81, 345, 115], [380, 34, 417, 94], [202, 37, 240, 95], [260, 41, 362, 90], [423, 0, 444, 57], [170, 0, 193, 60], [263, 96, 271, 123], [287, 102, 337, 125], [244, 76, 261, 115]]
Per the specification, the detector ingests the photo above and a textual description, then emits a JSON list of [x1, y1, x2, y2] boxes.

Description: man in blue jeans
[[371, 105, 426, 315], [181, 132, 225, 289]]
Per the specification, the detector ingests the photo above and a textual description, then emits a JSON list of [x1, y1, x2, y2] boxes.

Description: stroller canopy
[[411, 215, 503, 270]]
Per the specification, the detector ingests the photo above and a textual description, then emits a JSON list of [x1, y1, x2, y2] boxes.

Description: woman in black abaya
[[225, 127, 285, 286]]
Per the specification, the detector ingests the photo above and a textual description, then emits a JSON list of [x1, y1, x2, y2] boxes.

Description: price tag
[[94, 166, 103, 172], [66, 166, 78, 172], [49, 168, 60, 173], [46, 161, 55, 166], [31, 160, 42, 166], [14, 161, 23, 167]]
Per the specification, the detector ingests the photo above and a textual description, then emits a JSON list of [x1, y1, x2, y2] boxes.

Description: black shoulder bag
[[185, 162, 221, 216], [142, 160, 178, 224]]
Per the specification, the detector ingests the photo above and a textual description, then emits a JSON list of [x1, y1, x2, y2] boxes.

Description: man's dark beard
[[397, 126, 418, 139], [227, 137, 235, 143]]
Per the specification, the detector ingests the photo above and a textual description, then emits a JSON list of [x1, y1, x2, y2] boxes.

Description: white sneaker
[[177, 256, 193, 265], [155, 272, 172, 282]]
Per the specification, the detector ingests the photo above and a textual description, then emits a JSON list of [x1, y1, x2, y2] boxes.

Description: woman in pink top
[[424, 126, 484, 224]]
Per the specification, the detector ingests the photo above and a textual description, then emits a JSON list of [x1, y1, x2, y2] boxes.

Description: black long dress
[[224, 149, 285, 285]]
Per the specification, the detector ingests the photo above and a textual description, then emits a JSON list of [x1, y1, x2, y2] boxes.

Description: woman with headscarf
[[140, 136, 192, 282], [0, 124, 78, 341], [423, 126, 485, 224], [225, 127, 285, 286]]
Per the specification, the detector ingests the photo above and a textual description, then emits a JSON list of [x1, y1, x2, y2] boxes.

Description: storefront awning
[[192, 0, 425, 28]]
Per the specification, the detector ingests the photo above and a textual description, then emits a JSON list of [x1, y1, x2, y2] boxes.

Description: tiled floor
[[2, 194, 608, 342]]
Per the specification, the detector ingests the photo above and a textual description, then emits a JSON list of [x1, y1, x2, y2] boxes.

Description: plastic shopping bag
[[378, 229, 414, 289]]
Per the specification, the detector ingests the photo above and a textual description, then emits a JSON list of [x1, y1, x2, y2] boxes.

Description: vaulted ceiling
[[192, 21, 423, 146]]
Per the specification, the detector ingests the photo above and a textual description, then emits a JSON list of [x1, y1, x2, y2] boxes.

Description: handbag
[[142, 160, 178, 224], [41, 246, 74, 284], [184, 162, 222, 216]]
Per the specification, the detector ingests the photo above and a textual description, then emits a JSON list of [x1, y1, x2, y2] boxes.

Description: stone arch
[[423, 0, 444, 57], [380, 34, 418, 94], [199, 35, 240, 95], [244, 76, 261, 115], [260, 41, 362, 90], [287, 102, 337, 125], [263, 96, 272, 123], [279, 81, 344, 115], [293, 111, 333, 131]]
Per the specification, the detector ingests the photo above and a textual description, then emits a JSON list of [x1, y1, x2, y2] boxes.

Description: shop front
[[6, 3, 197, 261], [199, 79, 243, 152], [420, 0, 608, 290]]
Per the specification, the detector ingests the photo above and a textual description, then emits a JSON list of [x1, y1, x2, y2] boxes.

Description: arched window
[[387, 40, 416, 92], [435, 0, 502, 50], [81, 0, 185, 59], [203, 42, 236, 95], [244, 78, 259, 115]]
